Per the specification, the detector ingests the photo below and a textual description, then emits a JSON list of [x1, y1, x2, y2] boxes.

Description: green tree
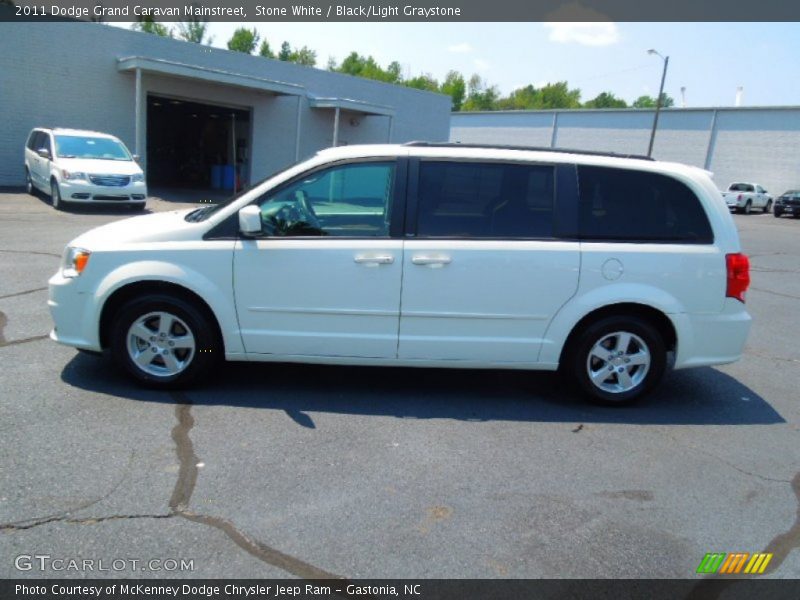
[[584, 91, 628, 108], [495, 82, 582, 110], [405, 74, 439, 92], [536, 82, 582, 109], [278, 41, 292, 61], [177, 10, 213, 44], [387, 61, 403, 83], [633, 93, 675, 108], [289, 46, 317, 67], [334, 52, 400, 83], [227, 27, 260, 54], [462, 75, 500, 111], [131, 16, 172, 38], [441, 71, 466, 111], [258, 40, 275, 59]]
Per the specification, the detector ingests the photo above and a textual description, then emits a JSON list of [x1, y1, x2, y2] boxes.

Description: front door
[[233, 159, 404, 358]]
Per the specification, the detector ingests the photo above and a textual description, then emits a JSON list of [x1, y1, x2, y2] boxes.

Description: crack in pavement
[[0, 287, 48, 301], [0, 311, 49, 349], [750, 286, 800, 301], [684, 472, 800, 599], [0, 249, 61, 258], [0, 451, 136, 531], [167, 392, 344, 579], [1, 513, 171, 532], [665, 431, 791, 485], [0, 389, 344, 579]]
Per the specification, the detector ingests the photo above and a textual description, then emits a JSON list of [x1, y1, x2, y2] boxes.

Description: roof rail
[[403, 141, 655, 161]]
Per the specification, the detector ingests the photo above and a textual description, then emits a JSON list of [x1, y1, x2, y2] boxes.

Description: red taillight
[[726, 253, 750, 303]]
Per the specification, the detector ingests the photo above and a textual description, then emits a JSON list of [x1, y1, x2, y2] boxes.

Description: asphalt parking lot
[[0, 190, 798, 581]]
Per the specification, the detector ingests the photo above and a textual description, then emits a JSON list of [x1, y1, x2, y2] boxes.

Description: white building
[[451, 107, 800, 194], [1, 22, 451, 189]]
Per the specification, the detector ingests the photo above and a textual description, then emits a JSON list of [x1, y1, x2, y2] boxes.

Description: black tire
[[743, 200, 752, 215], [774, 210, 782, 218], [129, 203, 146, 212], [566, 315, 666, 406], [763, 200, 772, 214], [25, 168, 35, 196], [50, 179, 63, 211], [109, 293, 220, 388]]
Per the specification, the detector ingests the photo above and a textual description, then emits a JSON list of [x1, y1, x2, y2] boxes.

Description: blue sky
[[117, 22, 800, 107]]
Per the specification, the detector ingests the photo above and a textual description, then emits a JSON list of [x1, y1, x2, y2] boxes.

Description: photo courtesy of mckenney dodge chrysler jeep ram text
[[48, 143, 752, 405]]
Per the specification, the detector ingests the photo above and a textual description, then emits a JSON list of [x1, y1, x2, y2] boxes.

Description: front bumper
[[775, 203, 800, 215], [48, 270, 102, 351], [60, 179, 147, 204]]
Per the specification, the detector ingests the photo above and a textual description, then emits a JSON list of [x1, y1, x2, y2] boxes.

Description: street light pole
[[647, 49, 669, 158]]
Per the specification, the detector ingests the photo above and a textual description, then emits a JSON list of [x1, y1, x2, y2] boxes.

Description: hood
[[69, 208, 203, 249], [57, 157, 143, 176]]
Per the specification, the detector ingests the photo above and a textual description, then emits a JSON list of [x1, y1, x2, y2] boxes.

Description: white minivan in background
[[25, 127, 147, 210], [48, 143, 752, 404]]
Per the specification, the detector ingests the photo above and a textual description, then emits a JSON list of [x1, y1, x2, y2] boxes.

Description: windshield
[[185, 156, 319, 223], [55, 135, 132, 161]]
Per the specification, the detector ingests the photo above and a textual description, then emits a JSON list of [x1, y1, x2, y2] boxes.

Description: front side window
[[415, 161, 555, 238], [255, 161, 395, 237], [578, 166, 713, 243], [54, 136, 131, 161]]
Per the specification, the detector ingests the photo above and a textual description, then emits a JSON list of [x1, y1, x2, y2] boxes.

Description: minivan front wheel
[[25, 168, 35, 195], [110, 294, 218, 388], [50, 180, 63, 210], [569, 316, 666, 405]]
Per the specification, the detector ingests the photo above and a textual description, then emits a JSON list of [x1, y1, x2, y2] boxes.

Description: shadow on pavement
[[61, 353, 785, 427]]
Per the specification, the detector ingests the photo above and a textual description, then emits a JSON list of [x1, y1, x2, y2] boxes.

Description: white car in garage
[[48, 143, 752, 405], [24, 127, 147, 210]]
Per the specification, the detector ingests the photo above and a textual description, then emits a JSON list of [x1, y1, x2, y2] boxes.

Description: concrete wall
[[0, 22, 451, 186], [451, 107, 800, 194]]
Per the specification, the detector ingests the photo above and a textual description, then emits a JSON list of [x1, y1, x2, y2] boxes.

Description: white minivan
[[25, 127, 147, 210], [48, 143, 752, 404]]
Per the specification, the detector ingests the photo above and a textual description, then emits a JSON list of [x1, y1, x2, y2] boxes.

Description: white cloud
[[473, 58, 490, 72], [544, 22, 620, 47], [447, 42, 473, 53]]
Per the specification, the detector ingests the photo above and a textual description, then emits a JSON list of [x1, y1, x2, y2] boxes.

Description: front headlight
[[61, 170, 88, 181], [131, 173, 145, 183], [62, 247, 91, 278]]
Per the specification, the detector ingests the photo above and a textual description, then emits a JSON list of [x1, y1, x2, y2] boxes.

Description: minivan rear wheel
[[110, 294, 219, 388], [568, 316, 666, 405]]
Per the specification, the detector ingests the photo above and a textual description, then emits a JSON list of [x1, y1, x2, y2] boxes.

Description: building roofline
[[308, 96, 396, 117], [451, 105, 800, 116], [117, 56, 305, 96]]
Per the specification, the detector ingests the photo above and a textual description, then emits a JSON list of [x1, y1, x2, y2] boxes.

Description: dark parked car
[[774, 190, 800, 218]]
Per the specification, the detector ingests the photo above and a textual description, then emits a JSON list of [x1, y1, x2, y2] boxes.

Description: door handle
[[412, 255, 452, 266], [354, 254, 394, 265]]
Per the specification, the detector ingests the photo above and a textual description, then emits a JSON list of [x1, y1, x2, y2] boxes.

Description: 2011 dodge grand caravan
[[48, 143, 752, 404]]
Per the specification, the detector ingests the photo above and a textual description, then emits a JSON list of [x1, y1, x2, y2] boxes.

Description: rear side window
[[416, 161, 555, 238], [578, 166, 713, 243]]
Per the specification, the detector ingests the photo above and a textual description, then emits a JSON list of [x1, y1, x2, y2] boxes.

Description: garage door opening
[[146, 95, 251, 193]]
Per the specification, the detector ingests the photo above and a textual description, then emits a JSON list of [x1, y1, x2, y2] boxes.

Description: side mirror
[[132, 154, 140, 163], [36, 148, 51, 160], [238, 205, 262, 237]]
